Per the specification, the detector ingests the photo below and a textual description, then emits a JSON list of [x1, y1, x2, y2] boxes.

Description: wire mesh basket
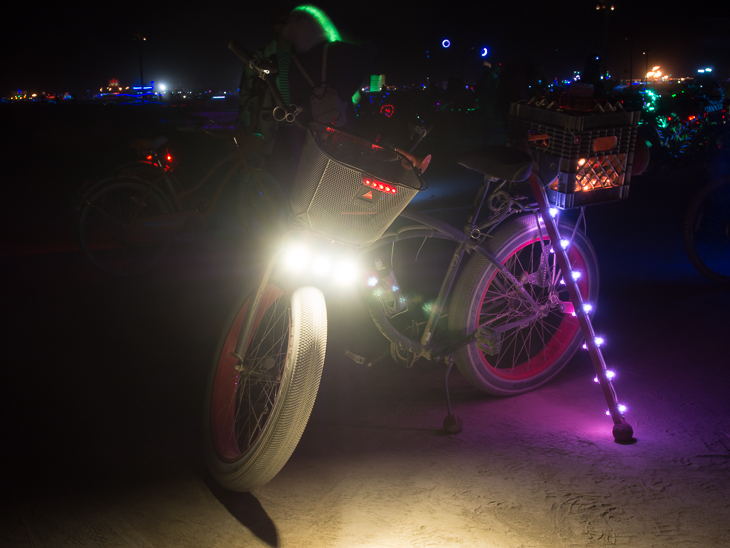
[[508, 100, 641, 209], [290, 123, 426, 246]]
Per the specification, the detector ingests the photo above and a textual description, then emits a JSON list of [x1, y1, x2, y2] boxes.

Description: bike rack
[[528, 173, 635, 443]]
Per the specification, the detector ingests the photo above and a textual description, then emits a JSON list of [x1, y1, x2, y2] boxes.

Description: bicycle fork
[[527, 173, 634, 443]]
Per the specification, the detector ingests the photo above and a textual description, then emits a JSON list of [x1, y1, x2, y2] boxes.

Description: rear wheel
[[683, 176, 730, 284], [448, 215, 599, 396], [76, 178, 172, 275], [204, 284, 327, 492]]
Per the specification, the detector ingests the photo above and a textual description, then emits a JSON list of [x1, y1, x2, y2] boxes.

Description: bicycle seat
[[457, 145, 533, 182], [129, 137, 168, 151]]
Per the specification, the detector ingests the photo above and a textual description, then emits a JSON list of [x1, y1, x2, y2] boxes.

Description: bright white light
[[311, 256, 331, 276], [549, 207, 558, 217], [618, 404, 627, 413], [367, 276, 378, 287], [583, 303, 593, 312], [560, 278, 566, 285], [560, 239, 570, 249], [572, 271, 582, 280], [391, 285, 399, 292], [333, 260, 359, 285], [157, 83, 166, 91], [594, 376, 599, 383], [283, 246, 309, 271]]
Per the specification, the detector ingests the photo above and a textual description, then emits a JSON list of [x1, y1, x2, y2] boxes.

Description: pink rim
[[477, 235, 590, 381], [210, 285, 287, 462]]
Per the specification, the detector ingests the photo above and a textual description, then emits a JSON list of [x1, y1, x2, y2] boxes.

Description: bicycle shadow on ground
[[201, 471, 280, 548]]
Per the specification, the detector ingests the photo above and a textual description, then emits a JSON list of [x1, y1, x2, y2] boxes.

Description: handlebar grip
[[228, 40, 253, 65]]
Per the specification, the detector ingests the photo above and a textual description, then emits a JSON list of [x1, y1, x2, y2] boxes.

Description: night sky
[[3, 0, 729, 95]]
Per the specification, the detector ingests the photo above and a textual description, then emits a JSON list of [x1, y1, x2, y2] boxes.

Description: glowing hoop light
[[481, 47, 488, 57], [442, 39, 451, 48]]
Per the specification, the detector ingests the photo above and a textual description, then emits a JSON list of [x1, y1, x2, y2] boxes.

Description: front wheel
[[683, 176, 730, 284], [76, 178, 172, 275], [203, 283, 327, 492], [448, 215, 599, 396]]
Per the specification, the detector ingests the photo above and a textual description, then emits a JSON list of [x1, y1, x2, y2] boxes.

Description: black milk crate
[[508, 101, 641, 209], [291, 123, 426, 247]]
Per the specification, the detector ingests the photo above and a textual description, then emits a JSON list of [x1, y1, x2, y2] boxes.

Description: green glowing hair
[[292, 5, 341, 42]]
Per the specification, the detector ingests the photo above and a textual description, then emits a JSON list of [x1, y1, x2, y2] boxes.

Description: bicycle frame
[[233, 175, 544, 365]]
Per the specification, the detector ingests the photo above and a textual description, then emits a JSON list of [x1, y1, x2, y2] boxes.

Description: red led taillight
[[363, 177, 397, 194]]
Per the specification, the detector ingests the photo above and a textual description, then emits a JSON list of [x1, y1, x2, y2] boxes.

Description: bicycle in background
[[684, 175, 730, 284], [76, 116, 287, 275]]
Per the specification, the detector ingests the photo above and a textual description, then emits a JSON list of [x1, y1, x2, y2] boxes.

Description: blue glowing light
[[442, 39, 450, 48], [481, 47, 488, 57]]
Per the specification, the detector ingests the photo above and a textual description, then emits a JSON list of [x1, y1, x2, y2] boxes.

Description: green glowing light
[[293, 5, 341, 42]]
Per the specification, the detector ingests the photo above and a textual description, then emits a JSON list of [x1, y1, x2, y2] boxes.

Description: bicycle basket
[[508, 100, 641, 209], [291, 123, 426, 246]]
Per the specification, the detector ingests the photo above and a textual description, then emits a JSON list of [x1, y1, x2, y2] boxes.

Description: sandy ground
[[2, 105, 730, 547]]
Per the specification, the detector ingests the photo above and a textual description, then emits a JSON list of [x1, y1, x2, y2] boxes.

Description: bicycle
[[631, 85, 728, 181], [683, 175, 730, 284], [76, 116, 288, 275], [202, 41, 639, 493]]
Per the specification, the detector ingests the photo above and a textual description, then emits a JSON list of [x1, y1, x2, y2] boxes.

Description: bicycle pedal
[[344, 349, 373, 368]]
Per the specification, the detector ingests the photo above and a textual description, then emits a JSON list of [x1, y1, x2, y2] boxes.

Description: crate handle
[[527, 132, 550, 148]]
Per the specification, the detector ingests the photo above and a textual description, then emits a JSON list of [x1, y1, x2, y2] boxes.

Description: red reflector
[[146, 155, 153, 160], [362, 177, 397, 194], [363, 190, 373, 199]]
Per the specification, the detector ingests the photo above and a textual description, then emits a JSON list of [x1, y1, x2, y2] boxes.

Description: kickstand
[[443, 358, 463, 434]]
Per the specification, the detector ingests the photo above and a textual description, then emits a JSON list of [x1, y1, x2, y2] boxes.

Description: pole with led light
[[528, 173, 634, 442]]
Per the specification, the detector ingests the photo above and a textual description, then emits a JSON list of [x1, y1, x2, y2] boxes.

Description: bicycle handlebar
[[228, 40, 255, 66], [228, 40, 304, 126]]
